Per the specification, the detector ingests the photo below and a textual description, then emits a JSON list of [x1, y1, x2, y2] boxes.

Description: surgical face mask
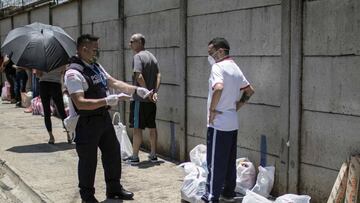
[[208, 55, 216, 66], [207, 49, 219, 66]]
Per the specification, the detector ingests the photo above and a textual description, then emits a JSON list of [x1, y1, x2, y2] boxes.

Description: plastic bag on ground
[[243, 190, 273, 203], [112, 112, 133, 159], [180, 166, 207, 203], [178, 162, 207, 178], [1, 81, 11, 101], [274, 194, 311, 203], [235, 158, 256, 195], [189, 144, 207, 168], [251, 166, 275, 198]]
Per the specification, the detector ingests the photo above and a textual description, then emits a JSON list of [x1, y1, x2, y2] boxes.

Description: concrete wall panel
[[188, 0, 281, 16], [82, 0, 118, 24], [0, 18, 12, 43], [63, 26, 79, 41], [124, 0, 179, 16], [187, 97, 207, 139], [52, 1, 78, 27], [187, 5, 281, 56], [299, 164, 338, 203], [238, 105, 280, 155], [156, 85, 183, 123], [13, 13, 28, 28], [93, 20, 120, 51], [30, 5, 49, 24], [303, 56, 360, 115], [304, 0, 360, 55], [301, 111, 360, 169], [98, 51, 122, 80], [125, 9, 180, 48]]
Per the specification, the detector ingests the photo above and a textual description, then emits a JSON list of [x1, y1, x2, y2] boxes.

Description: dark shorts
[[129, 101, 157, 129]]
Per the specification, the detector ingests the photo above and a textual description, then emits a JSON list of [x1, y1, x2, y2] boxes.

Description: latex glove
[[105, 94, 119, 106], [136, 87, 153, 99]]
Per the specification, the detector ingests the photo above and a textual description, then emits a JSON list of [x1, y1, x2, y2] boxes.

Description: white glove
[[136, 87, 152, 99], [105, 94, 119, 106]]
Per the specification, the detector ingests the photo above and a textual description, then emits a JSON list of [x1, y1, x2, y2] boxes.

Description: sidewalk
[[0, 100, 183, 203]]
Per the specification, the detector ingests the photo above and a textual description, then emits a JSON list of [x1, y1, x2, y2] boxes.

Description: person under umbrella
[[35, 66, 72, 144]]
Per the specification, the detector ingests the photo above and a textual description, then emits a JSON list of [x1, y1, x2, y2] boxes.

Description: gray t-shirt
[[132, 50, 159, 102]]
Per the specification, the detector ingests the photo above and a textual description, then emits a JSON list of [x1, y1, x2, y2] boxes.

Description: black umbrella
[[1, 22, 76, 72]]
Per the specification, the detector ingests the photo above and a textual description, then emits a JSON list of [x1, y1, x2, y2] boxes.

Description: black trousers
[[75, 111, 122, 200], [39, 81, 66, 132]]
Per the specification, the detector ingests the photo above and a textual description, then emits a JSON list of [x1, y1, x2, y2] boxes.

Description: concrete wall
[[0, 0, 359, 202], [300, 0, 360, 202]]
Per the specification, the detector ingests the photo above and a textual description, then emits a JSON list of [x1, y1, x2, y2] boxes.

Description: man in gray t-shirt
[[127, 33, 161, 164]]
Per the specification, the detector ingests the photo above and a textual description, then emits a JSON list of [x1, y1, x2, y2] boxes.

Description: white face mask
[[208, 55, 216, 66]]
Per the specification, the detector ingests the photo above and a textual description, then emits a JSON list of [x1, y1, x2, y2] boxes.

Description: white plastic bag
[[251, 166, 275, 198], [243, 190, 273, 203], [64, 114, 79, 133], [112, 112, 133, 159], [180, 166, 207, 203], [274, 194, 311, 203], [178, 162, 207, 178], [189, 144, 207, 168], [235, 158, 256, 195]]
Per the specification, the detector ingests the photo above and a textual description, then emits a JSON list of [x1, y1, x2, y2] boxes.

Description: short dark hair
[[77, 34, 99, 49], [208, 37, 230, 55]]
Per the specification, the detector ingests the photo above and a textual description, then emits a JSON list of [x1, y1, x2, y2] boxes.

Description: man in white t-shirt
[[64, 34, 151, 203], [201, 37, 255, 203]]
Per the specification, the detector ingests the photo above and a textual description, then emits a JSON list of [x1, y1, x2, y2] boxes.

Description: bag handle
[[112, 112, 121, 125]]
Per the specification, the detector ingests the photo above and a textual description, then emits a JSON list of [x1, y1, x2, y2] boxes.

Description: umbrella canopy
[[1, 22, 76, 72]]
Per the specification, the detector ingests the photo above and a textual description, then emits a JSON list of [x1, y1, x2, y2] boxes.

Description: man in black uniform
[[64, 34, 151, 203]]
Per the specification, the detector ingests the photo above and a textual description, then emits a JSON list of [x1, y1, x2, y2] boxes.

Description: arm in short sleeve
[[64, 70, 85, 95], [210, 64, 224, 89], [133, 54, 143, 73]]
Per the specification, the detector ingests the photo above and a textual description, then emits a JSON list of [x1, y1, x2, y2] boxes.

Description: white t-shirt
[[63, 61, 110, 116], [207, 58, 250, 131]]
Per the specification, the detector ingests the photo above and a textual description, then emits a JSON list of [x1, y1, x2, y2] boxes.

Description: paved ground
[[0, 100, 184, 203]]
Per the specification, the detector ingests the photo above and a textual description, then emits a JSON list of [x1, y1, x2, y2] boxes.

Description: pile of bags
[[179, 144, 311, 203]]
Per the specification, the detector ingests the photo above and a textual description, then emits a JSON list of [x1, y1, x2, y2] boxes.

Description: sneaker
[[148, 154, 158, 162], [15, 102, 21, 108], [124, 156, 140, 165]]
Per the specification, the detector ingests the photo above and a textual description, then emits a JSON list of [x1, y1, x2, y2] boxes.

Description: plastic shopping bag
[[180, 166, 207, 203], [1, 81, 11, 101], [64, 114, 79, 134], [112, 112, 133, 159], [189, 144, 207, 168], [235, 158, 256, 195], [274, 194, 311, 203], [243, 190, 273, 203], [251, 166, 275, 198]]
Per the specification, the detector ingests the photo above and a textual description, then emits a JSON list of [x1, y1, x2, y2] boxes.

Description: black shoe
[[124, 155, 140, 165], [106, 188, 134, 200], [148, 154, 158, 163], [81, 196, 99, 203], [15, 102, 21, 108]]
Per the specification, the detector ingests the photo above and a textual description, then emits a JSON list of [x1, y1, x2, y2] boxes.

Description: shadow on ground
[[6, 142, 75, 153]]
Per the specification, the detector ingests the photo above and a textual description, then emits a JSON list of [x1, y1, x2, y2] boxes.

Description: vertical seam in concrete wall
[[119, 0, 126, 122], [288, 0, 303, 194], [78, 0, 82, 35], [279, 0, 291, 194], [181, 0, 188, 161]]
